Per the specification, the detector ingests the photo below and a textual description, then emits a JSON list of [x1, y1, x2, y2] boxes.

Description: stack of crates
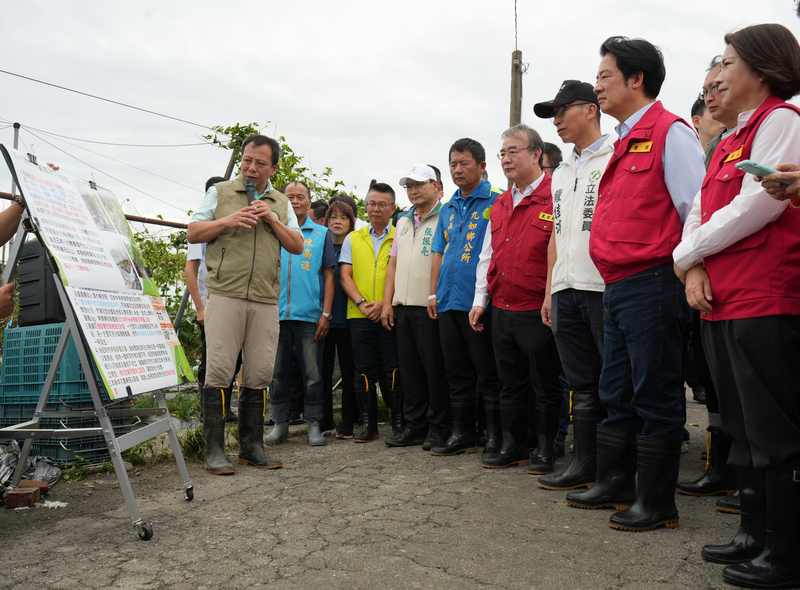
[[0, 323, 131, 465]]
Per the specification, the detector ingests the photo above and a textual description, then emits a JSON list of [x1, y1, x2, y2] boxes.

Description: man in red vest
[[565, 37, 705, 532], [469, 124, 564, 472]]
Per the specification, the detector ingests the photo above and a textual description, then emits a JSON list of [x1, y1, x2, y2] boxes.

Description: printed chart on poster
[[2, 145, 194, 400]]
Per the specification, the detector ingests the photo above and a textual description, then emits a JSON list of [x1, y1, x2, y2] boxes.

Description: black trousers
[[438, 309, 502, 407], [396, 305, 451, 436], [492, 307, 563, 412], [691, 309, 719, 414], [322, 327, 357, 428], [551, 289, 604, 391], [702, 315, 800, 469]]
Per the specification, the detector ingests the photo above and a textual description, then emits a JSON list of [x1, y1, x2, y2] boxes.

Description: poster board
[[2, 145, 194, 401]]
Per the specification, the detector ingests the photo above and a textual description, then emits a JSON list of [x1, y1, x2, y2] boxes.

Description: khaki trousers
[[204, 293, 279, 390]]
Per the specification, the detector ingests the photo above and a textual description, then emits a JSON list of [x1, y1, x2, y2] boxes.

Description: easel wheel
[[136, 523, 154, 541]]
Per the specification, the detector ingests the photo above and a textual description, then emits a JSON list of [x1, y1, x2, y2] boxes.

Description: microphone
[[245, 178, 256, 206]]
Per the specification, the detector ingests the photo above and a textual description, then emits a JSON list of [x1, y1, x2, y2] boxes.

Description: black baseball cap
[[533, 80, 599, 118]]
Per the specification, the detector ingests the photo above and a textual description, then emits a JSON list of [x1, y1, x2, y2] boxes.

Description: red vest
[[589, 101, 687, 283], [701, 95, 800, 321], [487, 175, 553, 311]]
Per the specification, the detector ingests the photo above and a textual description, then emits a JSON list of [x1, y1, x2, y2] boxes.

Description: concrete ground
[[1, 392, 739, 590]]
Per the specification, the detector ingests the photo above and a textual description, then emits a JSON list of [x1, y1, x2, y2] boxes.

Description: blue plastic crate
[[1, 323, 108, 405], [0, 402, 130, 426], [0, 402, 131, 465], [30, 439, 120, 466]]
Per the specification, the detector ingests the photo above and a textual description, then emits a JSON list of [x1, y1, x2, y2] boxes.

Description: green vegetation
[[62, 455, 90, 482], [132, 391, 200, 423]]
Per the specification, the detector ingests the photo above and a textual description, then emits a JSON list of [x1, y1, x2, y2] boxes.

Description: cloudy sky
[[1, 0, 799, 225]]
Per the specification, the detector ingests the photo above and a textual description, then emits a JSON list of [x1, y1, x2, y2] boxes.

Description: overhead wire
[[24, 125, 203, 192], [514, 0, 518, 51], [0, 72, 229, 215], [23, 128, 189, 215], [0, 68, 218, 132], [20, 126, 208, 148]]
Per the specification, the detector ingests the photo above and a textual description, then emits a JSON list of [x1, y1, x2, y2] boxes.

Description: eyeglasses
[[702, 84, 720, 100], [365, 201, 392, 210], [551, 102, 594, 119], [403, 180, 431, 191], [497, 147, 534, 160]]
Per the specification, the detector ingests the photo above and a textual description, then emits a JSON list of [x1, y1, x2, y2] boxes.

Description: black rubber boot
[[238, 387, 282, 469], [430, 404, 477, 456], [609, 435, 681, 531], [538, 389, 605, 490], [385, 426, 427, 447], [390, 369, 404, 436], [483, 401, 502, 456], [422, 428, 447, 451], [477, 395, 488, 447], [721, 469, 800, 589], [203, 387, 235, 475], [528, 407, 561, 475], [224, 385, 238, 423], [379, 376, 392, 425], [702, 468, 766, 564], [566, 425, 636, 510], [481, 407, 529, 468], [717, 488, 742, 514], [354, 374, 379, 443], [677, 426, 737, 496]]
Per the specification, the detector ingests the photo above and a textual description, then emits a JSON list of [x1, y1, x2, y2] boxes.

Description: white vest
[[550, 134, 615, 294], [392, 205, 440, 307]]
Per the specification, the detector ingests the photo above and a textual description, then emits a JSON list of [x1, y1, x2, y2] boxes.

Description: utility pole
[[508, 51, 525, 188], [509, 50, 523, 128], [10, 123, 20, 195]]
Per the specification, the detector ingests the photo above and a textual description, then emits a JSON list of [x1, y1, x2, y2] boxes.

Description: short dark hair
[[724, 24, 800, 101], [543, 143, 563, 169], [323, 200, 355, 231], [366, 182, 396, 204], [310, 199, 329, 219], [205, 176, 225, 192], [241, 134, 281, 166], [449, 138, 486, 165], [427, 164, 442, 184], [280, 180, 311, 198], [691, 96, 706, 121], [600, 36, 665, 99], [330, 194, 359, 219]]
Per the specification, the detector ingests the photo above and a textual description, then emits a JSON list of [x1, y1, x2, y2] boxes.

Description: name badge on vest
[[629, 141, 653, 153], [539, 212, 554, 222], [724, 145, 744, 163]]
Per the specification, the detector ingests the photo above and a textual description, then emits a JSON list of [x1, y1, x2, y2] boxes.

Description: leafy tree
[[131, 224, 201, 366], [203, 122, 365, 219]]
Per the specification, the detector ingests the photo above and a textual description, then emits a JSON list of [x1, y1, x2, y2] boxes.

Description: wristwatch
[[321, 312, 332, 320], [355, 298, 367, 307]]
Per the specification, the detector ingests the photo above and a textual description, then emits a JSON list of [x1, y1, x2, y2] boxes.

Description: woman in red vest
[[672, 23, 800, 590]]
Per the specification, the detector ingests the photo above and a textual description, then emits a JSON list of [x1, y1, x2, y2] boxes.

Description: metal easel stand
[[0, 221, 194, 541]]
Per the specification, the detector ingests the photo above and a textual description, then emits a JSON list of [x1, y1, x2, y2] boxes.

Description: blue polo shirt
[[432, 180, 502, 312], [279, 215, 335, 322]]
